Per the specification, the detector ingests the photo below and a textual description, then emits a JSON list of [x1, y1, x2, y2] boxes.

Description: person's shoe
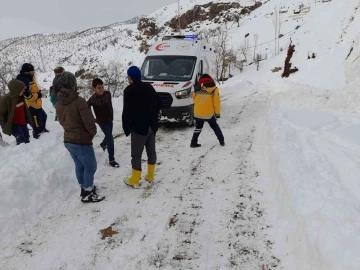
[[145, 164, 155, 183], [220, 141, 225, 146], [123, 169, 142, 189], [100, 143, 107, 151], [80, 185, 96, 197], [81, 186, 104, 203], [44, 129, 50, 133], [33, 133, 40, 139], [190, 143, 201, 148], [109, 160, 119, 168]]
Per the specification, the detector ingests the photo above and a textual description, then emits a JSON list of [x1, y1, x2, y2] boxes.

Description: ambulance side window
[[199, 60, 203, 75]]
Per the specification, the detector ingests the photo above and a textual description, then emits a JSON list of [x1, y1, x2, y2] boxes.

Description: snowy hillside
[[2, 0, 360, 269]]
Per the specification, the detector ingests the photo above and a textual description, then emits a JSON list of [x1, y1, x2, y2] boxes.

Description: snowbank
[[263, 62, 360, 269]]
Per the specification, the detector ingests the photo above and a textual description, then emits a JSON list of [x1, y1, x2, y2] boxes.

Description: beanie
[[8, 79, 25, 96], [54, 66, 65, 75], [57, 71, 77, 90], [127, 66, 142, 81], [21, 63, 34, 73]]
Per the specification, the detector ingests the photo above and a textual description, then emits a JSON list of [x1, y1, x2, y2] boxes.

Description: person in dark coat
[[0, 79, 33, 145], [16, 63, 48, 139], [87, 78, 119, 168], [122, 66, 161, 188]]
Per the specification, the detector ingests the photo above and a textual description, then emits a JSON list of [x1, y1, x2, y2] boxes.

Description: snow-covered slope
[[2, 0, 360, 269]]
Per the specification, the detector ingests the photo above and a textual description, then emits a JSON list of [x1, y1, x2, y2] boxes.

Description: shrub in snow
[[282, 42, 299, 78]]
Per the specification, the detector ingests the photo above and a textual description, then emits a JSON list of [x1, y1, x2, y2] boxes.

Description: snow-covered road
[[1, 81, 281, 270], [3, 78, 360, 270]]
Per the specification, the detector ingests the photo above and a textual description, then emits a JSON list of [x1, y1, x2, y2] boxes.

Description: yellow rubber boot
[[145, 164, 155, 183], [123, 169, 142, 189]]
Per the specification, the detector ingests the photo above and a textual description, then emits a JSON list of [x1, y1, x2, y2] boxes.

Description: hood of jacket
[[57, 88, 79, 105], [7, 79, 25, 99], [201, 81, 217, 93]]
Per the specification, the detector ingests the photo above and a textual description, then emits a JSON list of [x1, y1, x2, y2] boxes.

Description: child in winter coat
[[56, 71, 104, 203], [16, 63, 48, 139], [190, 74, 225, 148], [0, 79, 33, 145], [87, 78, 119, 168]]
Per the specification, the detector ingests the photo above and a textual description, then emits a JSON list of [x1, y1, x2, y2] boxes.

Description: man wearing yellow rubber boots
[[122, 66, 161, 188]]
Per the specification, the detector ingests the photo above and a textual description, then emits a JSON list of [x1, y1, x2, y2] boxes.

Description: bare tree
[[272, 8, 279, 55], [0, 56, 17, 96], [234, 58, 244, 73], [253, 33, 259, 61], [254, 53, 262, 71], [212, 28, 230, 82], [98, 60, 126, 97], [240, 38, 250, 62], [277, 12, 283, 55]]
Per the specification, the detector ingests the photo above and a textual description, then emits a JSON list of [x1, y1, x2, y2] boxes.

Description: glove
[[37, 92, 42, 99], [23, 90, 31, 99], [215, 114, 220, 119]]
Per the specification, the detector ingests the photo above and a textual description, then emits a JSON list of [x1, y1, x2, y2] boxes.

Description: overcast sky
[[0, 0, 172, 41]]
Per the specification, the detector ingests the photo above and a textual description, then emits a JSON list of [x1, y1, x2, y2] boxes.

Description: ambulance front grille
[[157, 92, 173, 109]]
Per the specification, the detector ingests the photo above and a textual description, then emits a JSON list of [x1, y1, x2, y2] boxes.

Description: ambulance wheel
[[186, 111, 196, 127]]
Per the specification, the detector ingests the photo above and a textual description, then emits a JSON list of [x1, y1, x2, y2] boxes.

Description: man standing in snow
[[87, 78, 119, 168], [0, 79, 33, 145], [52, 67, 65, 121], [190, 74, 225, 148], [56, 71, 104, 203], [122, 66, 161, 188], [52, 66, 65, 103], [16, 63, 48, 139]]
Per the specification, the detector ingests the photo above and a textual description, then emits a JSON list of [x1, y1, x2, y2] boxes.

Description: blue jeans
[[98, 122, 114, 161], [64, 143, 97, 189], [12, 125, 30, 145]]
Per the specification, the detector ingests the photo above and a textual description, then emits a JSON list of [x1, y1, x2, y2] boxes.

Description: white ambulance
[[140, 34, 217, 125]]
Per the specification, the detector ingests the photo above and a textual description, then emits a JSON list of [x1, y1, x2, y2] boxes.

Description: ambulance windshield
[[141, 56, 197, 82]]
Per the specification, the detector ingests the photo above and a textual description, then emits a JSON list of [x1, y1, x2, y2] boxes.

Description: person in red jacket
[[0, 80, 33, 145]]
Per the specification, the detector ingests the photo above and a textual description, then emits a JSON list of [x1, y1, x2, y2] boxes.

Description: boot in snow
[[145, 164, 155, 183], [109, 160, 119, 168], [124, 169, 141, 189], [190, 143, 201, 148], [81, 186, 104, 203], [220, 141, 225, 146], [100, 142, 107, 152]]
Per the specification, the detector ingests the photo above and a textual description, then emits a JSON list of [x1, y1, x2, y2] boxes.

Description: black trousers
[[28, 107, 47, 136], [131, 127, 156, 171], [191, 117, 224, 144]]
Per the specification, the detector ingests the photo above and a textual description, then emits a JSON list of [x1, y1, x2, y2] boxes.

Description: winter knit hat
[[127, 66, 142, 81], [54, 66, 65, 75], [8, 79, 25, 97], [57, 71, 77, 90], [198, 74, 214, 86], [21, 63, 34, 73]]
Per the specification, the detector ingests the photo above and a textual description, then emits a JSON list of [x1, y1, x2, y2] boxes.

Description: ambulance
[[140, 34, 217, 125]]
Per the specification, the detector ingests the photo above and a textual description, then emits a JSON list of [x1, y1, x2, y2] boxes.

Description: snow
[[2, 0, 360, 268]]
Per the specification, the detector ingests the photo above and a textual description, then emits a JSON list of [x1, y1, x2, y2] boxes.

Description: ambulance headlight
[[175, 87, 191, 99]]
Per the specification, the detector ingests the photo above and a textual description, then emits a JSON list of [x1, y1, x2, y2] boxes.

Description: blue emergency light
[[184, 35, 198, 39]]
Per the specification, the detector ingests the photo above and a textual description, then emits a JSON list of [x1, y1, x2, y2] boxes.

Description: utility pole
[[178, 0, 181, 34]]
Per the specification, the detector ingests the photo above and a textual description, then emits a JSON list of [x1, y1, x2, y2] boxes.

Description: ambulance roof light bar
[[162, 34, 199, 41]]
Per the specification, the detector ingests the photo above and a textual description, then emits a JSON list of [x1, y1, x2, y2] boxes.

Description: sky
[[0, 0, 173, 41]]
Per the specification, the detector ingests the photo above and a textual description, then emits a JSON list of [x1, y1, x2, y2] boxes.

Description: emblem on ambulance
[[155, 43, 171, 51], [177, 43, 190, 51]]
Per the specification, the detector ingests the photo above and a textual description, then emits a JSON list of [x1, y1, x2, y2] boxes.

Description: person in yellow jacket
[[16, 63, 48, 139], [190, 74, 225, 148]]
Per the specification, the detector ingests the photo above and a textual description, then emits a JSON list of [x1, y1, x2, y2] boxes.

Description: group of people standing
[[0, 63, 48, 145], [0, 63, 225, 203]]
